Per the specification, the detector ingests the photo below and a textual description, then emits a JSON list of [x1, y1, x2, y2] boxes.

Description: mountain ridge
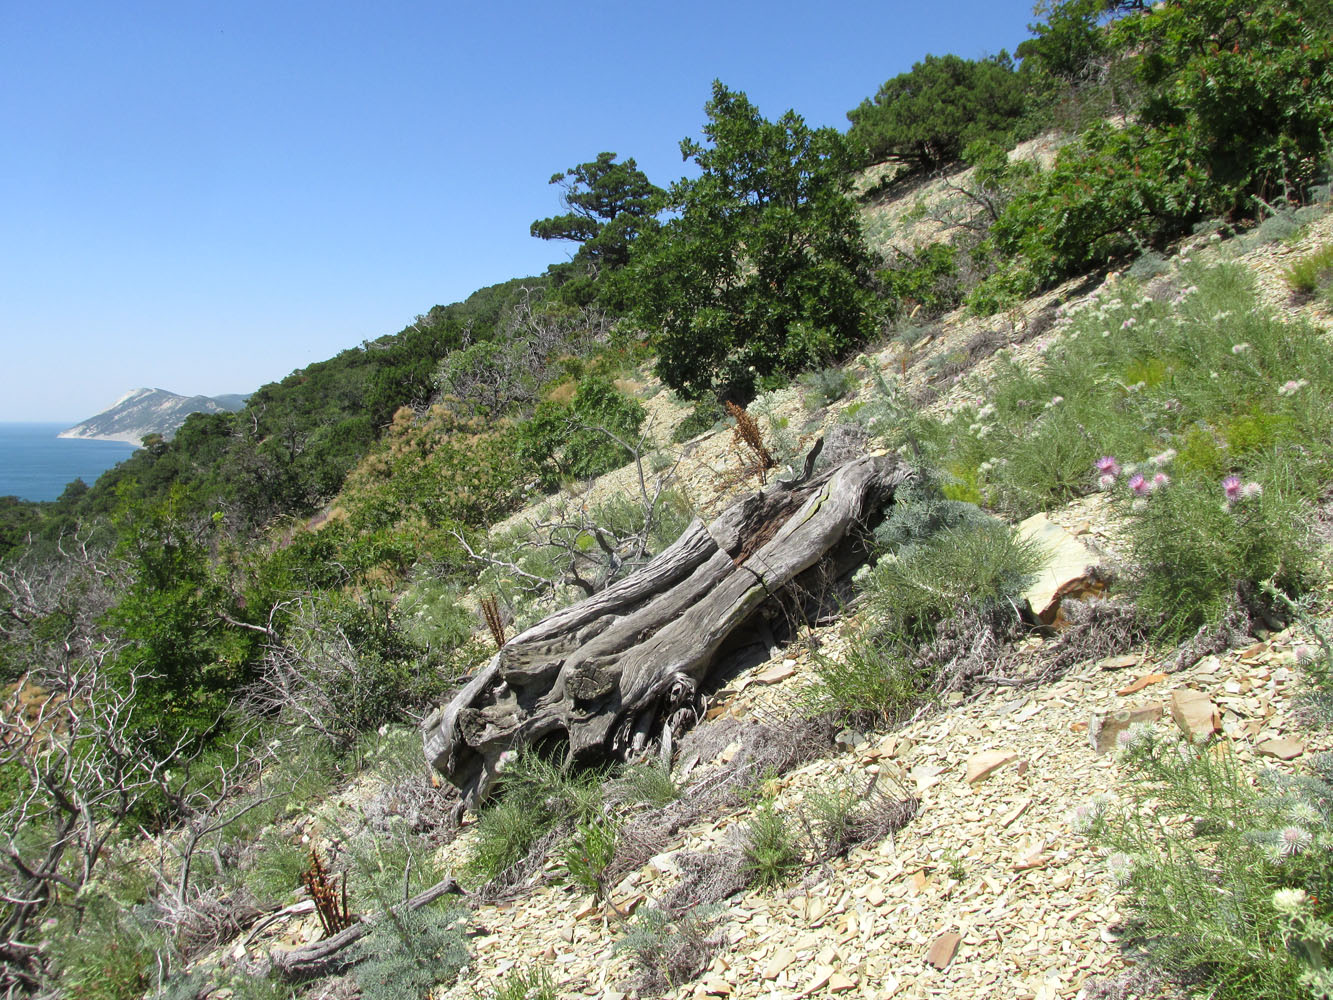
[[58, 387, 248, 445]]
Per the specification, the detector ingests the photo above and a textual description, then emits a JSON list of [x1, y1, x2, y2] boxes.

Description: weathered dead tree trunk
[[422, 449, 909, 809]]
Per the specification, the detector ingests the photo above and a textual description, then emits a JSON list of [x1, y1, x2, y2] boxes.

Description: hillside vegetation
[[2, 2, 1333, 998]]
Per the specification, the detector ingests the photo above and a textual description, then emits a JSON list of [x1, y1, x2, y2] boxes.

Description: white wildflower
[[1273, 887, 1310, 914]]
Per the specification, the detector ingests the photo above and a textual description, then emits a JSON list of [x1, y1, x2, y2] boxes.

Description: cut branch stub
[[422, 449, 908, 809]]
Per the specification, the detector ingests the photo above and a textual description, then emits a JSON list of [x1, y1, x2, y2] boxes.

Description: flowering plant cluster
[[1095, 453, 1270, 514], [1094, 452, 1172, 496], [1076, 723, 1333, 993]]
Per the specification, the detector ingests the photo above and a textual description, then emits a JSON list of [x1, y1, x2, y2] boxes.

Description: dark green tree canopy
[[847, 53, 1028, 171], [632, 81, 879, 401], [531, 152, 663, 306]]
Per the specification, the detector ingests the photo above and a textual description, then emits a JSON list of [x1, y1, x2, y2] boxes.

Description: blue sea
[[0, 424, 138, 502]]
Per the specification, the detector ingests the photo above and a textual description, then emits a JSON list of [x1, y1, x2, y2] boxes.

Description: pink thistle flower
[[1095, 456, 1121, 477], [1150, 473, 1170, 490], [1128, 474, 1148, 495], [1278, 826, 1312, 857], [1099, 474, 1116, 490], [1242, 481, 1263, 500], [1222, 475, 1242, 502]]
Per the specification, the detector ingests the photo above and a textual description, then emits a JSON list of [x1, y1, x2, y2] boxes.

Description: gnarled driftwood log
[[422, 449, 909, 809]]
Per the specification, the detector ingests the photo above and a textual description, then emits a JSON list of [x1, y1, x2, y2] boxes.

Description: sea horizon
[[0, 422, 138, 502]]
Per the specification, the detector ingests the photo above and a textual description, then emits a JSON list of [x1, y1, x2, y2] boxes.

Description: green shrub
[[462, 753, 605, 889], [879, 242, 964, 321], [803, 782, 865, 860], [798, 367, 858, 410], [352, 901, 469, 1000], [478, 965, 558, 1000], [1286, 243, 1333, 297], [463, 796, 550, 889], [243, 828, 308, 905], [518, 373, 647, 490], [741, 800, 802, 888], [258, 593, 437, 749], [559, 816, 620, 899], [846, 53, 1028, 171], [1122, 472, 1311, 642], [51, 900, 162, 1000], [1085, 728, 1333, 998], [612, 761, 681, 808], [863, 517, 1042, 644], [804, 637, 932, 726]]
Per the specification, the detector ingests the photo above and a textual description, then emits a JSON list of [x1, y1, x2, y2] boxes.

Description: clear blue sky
[[1, 1, 1039, 422]]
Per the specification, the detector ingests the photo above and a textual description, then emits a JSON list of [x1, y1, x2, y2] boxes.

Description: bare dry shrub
[[161, 887, 266, 961], [1081, 964, 1186, 1000], [807, 782, 919, 862], [619, 905, 725, 998], [912, 598, 1025, 696], [659, 850, 750, 910], [726, 401, 776, 479], [932, 324, 1011, 381], [1020, 593, 1149, 684], [361, 775, 459, 844], [1161, 593, 1252, 673]]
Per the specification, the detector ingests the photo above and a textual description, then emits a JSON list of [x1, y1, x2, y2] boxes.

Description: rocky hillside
[[205, 199, 1333, 1000], [58, 387, 246, 444]]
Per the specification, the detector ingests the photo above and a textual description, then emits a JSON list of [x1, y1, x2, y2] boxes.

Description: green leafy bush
[[973, 0, 1333, 306], [671, 398, 726, 443], [254, 593, 437, 749], [879, 243, 964, 321], [517, 374, 646, 490], [632, 81, 879, 400]]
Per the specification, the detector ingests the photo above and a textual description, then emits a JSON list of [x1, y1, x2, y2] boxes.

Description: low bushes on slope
[[859, 257, 1333, 640]]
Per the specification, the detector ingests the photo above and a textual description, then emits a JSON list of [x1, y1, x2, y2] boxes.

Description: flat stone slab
[[1257, 738, 1305, 760], [966, 750, 1018, 784], [926, 931, 962, 970], [1016, 513, 1105, 625], [1171, 688, 1220, 741], [1089, 701, 1165, 755]]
